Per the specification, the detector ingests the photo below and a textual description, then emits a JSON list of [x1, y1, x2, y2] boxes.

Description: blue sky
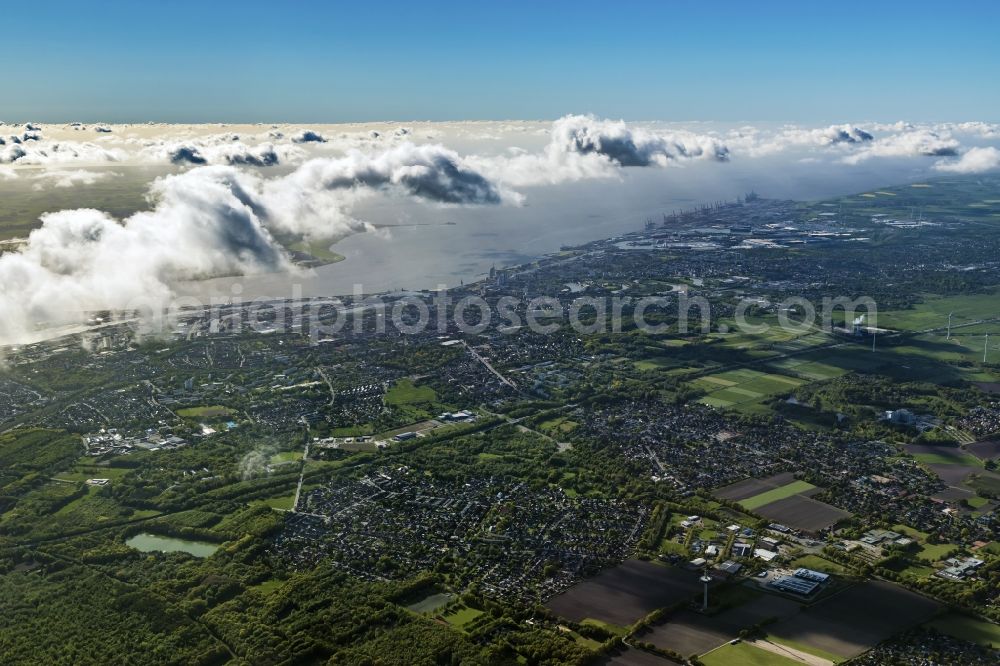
[[4, 0, 998, 123]]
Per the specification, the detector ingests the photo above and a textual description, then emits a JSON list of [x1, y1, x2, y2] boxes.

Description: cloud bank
[[0, 143, 508, 342], [2, 115, 999, 345], [29, 169, 120, 189], [841, 129, 960, 164], [0, 169, 289, 341], [551, 114, 729, 166], [292, 130, 327, 143], [474, 115, 730, 186], [3, 119, 995, 173], [162, 141, 292, 167], [0, 136, 125, 165], [933, 146, 1000, 174]]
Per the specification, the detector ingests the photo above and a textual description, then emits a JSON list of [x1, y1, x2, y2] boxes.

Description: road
[[291, 439, 311, 512], [747, 639, 833, 666], [463, 341, 517, 389], [316, 366, 337, 407]]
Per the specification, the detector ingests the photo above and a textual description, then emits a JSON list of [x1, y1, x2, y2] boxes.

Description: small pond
[[126, 533, 219, 558]]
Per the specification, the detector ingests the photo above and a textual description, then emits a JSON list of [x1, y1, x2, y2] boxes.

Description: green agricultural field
[[660, 540, 689, 556], [821, 178, 1000, 224], [766, 635, 844, 664], [709, 583, 762, 609], [441, 605, 483, 628], [249, 579, 286, 595], [858, 340, 1000, 384], [287, 239, 346, 264], [385, 378, 437, 405], [912, 451, 982, 466], [790, 555, 849, 575], [693, 368, 805, 412], [740, 480, 816, 511], [709, 314, 836, 351], [701, 642, 802, 666], [898, 563, 936, 579], [633, 358, 668, 371], [967, 473, 1000, 496], [966, 495, 991, 509], [405, 592, 454, 614], [874, 335, 1000, 383], [872, 290, 1000, 333], [53, 463, 131, 483], [580, 618, 629, 637], [538, 416, 578, 434], [176, 405, 233, 419], [767, 357, 850, 381], [891, 524, 932, 540], [925, 613, 1000, 647], [269, 451, 303, 464], [632, 357, 694, 373], [981, 542, 1000, 556], [890, 524, 959, 561], [252, 493, 296, 511], [330, 424, 375, 437]]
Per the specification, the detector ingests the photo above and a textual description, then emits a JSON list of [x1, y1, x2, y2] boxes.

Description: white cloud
[[263, 142, 514, 237], [0, 137, 126, 165], [933, 146, 1000, 174], [147, 140, 305, 167], [840, 129, 960, 164], [935, 121, 1000, 138], [472, 115, 730, 186], [0, 143, 509, 343], [726, 123, 874, 157], [28, 169, 120, 189], [0, 168, 290, 342], [292, 129, 327, 143]]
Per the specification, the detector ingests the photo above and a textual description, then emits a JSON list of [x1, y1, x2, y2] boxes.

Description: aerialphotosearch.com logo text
[[133, 283, 878, 344]]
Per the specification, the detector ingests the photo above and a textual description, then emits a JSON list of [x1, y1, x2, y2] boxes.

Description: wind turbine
[[986, 333, 991, 364], [947, 312, 954, 340]]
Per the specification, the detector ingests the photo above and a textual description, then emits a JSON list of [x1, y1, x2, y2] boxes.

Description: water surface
[[126, 533, 219, 558]]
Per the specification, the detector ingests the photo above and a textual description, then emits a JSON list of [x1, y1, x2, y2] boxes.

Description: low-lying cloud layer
[[0, 142, 509, 342], [28, 169, 120, 189], [472, 115, 730, 186], [0, 137, 125, 165], [934, 146, 1000, 174], [0, 169, 288, 342], [1, 119, 997, 174], [1, 115, 999, 344], [553, 114, 730, 167], [163, 142, 290, 167], [840, 129, 960, 164]]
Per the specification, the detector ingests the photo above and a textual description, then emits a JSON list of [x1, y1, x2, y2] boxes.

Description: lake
[[126, 533, 220, 558]]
